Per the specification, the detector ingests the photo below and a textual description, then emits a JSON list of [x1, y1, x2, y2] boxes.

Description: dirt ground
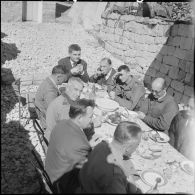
[[1, 8, 123, 194]]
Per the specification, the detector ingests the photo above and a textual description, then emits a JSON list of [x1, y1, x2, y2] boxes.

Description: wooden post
[[22, 1, 43, 23]]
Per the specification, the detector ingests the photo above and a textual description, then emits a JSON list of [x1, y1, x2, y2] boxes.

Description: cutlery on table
[[155, 131, 164, 141], [147, 177, 161, 193]]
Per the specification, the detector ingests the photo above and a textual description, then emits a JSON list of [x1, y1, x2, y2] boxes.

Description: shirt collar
[[70, 58, 77, 67], [105, 68, 112, 80], [68, 119, 83, 132], [49, 76, 58, 89]]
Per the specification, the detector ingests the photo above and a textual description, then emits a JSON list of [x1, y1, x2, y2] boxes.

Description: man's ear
[[77, 114, 83, 124]]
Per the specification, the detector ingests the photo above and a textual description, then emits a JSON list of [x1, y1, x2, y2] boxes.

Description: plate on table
[[95, 98, 119, 112], [106, 111, 128, 126], [149, 131, 170, 143], [140, 170, 167, 187], [180, 161, 194, 176]]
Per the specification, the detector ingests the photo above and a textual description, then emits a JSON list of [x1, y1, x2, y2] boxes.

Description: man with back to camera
[[135, 77, 179, 133], [109, 65, 145, 110], [34, 65, 68, 130], [168, 97, 195, 161], [90, 57, 116, 92], [79, 121, 142, 193], [45, 99, 96, 193], [58, 44, 89, 83]]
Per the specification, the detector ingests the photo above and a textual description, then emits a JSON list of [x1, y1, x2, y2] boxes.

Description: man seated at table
[[45, 99, 95, 193], [79, 121, 142, 193], [135, 77, 179, 133], [109, 65, 145, 110], [45, 77, 102, 142], [35, 65, 68, 130], [89, 58, 116, 92], [168, 97, 195, 161], [58, 44, 89, 83]]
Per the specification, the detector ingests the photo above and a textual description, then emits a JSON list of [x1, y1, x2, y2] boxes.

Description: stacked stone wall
[[99, 13, 194, 105]]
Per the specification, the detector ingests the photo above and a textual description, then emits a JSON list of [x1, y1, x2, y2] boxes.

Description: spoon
[[147, 177, 161, 193], [155, 131, 164, 141]]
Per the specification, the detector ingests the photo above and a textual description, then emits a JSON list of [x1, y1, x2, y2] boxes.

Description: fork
[[155, 130, 164, 141]]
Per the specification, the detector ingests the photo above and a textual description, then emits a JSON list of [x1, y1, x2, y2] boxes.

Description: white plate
[[149, 131, 170, 143], [95, 98, 119, 112], [180, 161, 194, 176], [140, 170, 167, 187]]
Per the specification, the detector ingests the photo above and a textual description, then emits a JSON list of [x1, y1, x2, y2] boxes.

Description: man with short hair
[[45, 77, 102, 143], [109, 65, 145, 110], [168, 97, 195, 161], [45, 99, 95, 193], [79, 121, 142, 193], [35, 65, 68, 129], [90, 58, 116, 92], [58, 44, 89, 83], [135, 77, 179, 133], [45, 77, 84, 141]]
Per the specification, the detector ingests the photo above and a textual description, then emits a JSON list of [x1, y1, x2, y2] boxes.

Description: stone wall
[[99, 13, 194, 105]]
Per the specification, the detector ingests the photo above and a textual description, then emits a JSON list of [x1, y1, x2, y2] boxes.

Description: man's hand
[[71, 64, 83, 75], [136, 111, 146, 119], [109, 91, 116, 100], [94, 69, 102, 79], [111, 72, 121, 80], [75, 158, 88, 169], [92, 116, 103, 128]]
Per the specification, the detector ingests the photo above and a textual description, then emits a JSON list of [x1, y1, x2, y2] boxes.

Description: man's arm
[[80, 61, 89, 83], [143, 102, 179, 131], [127, 86, 146, 110], [45, 88, 59, 109]]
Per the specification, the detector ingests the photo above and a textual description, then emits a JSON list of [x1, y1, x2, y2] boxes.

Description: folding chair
[[30, 149, 59, 194], [26, 93, 49, 154]]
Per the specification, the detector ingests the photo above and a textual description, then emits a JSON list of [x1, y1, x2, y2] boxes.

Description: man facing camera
[[135, 77, 179, 133], [109, 65, 145, 110], [35, 65, 68, 130], [46, 77, 102, 143], [90, 58, 116, 92], [58, 44, 89, 83]]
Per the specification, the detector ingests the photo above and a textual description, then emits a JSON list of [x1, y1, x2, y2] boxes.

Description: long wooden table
[[94, 108, 194, 194]]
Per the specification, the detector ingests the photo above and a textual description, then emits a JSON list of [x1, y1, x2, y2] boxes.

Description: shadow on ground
[[1, 32, 45, 193]]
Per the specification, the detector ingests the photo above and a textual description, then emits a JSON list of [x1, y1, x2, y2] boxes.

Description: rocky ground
[[1, 21, 123, 193]]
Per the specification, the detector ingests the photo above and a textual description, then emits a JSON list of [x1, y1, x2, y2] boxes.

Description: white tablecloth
[[94, 109, 194, 194]]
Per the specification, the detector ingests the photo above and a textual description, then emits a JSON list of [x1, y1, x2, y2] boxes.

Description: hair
[[52, 65, 67, 75], [68, 76, 84, 85], [118, 65, 130, 72], [114, 121, 142, 144], [69, 99, 95, 119], [68, 44, 81, 53], [101, 57, 112, 65]]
